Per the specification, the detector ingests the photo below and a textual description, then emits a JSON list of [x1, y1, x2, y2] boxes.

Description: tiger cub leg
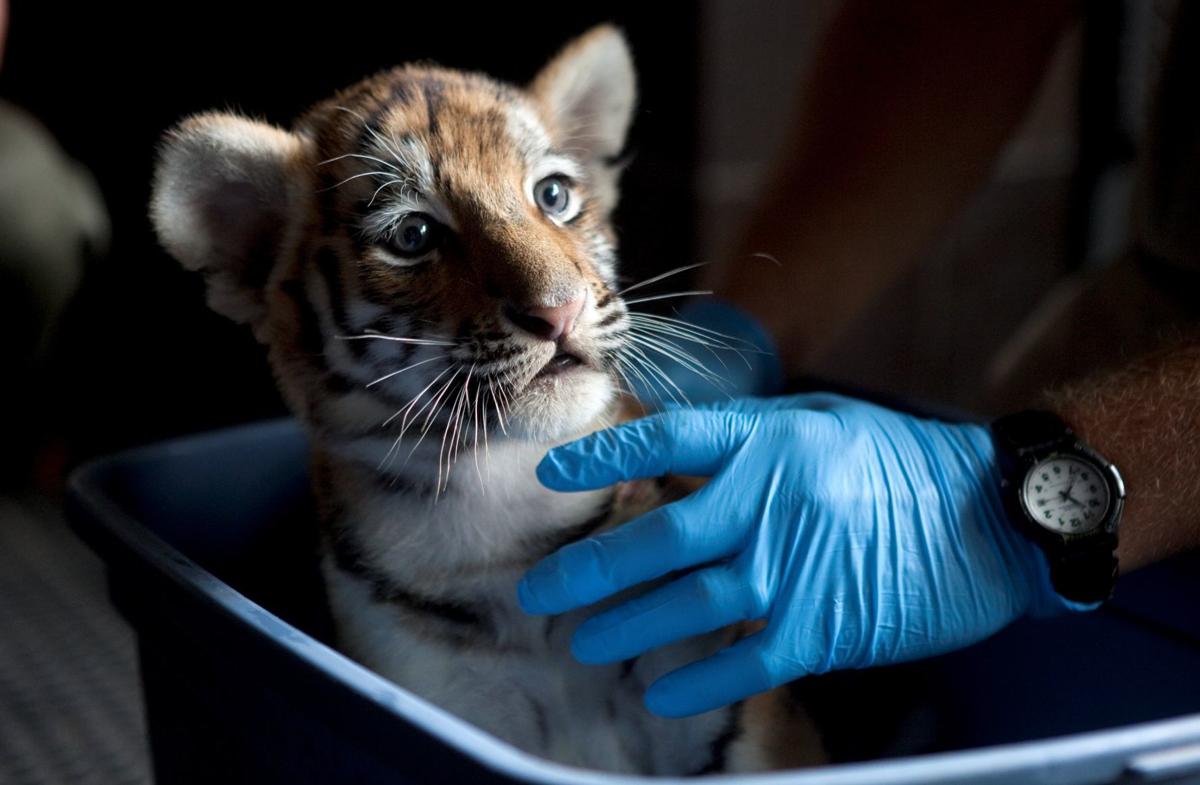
[[724, 687, 827, 772], [716, 620, 826, 771]]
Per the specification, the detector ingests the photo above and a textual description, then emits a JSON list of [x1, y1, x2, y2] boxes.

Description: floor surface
[[0, 496, 152, 785]]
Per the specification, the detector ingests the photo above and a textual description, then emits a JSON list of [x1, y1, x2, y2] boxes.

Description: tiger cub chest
[[323, 551, 737, 775], [318, 461, 735, 775]]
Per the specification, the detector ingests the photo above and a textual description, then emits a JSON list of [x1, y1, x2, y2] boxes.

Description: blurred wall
[[695, 0, 1163, 411]]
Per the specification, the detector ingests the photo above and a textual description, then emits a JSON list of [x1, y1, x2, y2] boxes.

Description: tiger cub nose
[[504, 295, 585, 341]]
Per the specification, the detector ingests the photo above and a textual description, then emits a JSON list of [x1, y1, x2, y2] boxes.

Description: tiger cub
[[150, 25, 823, 774]]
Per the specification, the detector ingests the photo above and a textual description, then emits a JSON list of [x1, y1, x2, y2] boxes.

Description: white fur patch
[[320, 435, 738, 774], [530, 26, 636, 163], [357, 134, 459, 247], [150, 112, 305, 325]]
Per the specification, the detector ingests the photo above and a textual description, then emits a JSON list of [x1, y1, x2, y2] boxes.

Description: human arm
[[518, 341, 1200, 716], [1045, 341, 1200, 572]]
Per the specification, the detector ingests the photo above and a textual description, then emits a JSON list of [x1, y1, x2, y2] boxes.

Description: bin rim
[[66, 419, 1200, 785]]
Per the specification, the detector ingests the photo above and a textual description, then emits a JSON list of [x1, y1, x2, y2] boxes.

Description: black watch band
[[1051, 544, 1119, 604], [992, 410, 1074, 461], [992, 410, 1122, 604]]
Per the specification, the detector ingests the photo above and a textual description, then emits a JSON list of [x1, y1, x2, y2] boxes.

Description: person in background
[[0, 0, 109, 490], [519, 0, 1200, 718]]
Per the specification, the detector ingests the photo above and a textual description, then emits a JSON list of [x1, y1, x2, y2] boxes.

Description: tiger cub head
[[152, 26, 641, 471]]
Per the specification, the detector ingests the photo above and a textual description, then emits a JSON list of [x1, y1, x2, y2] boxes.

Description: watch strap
[[992, 410, 1074, 463], [1048, 540, 1119, 603]]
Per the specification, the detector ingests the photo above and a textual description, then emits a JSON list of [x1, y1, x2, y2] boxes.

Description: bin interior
[[79, 420, 1200, 769]]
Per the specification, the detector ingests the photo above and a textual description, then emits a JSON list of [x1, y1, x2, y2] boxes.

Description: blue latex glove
[[518, 393, 1092, 717], [625, 297, 784, 407]]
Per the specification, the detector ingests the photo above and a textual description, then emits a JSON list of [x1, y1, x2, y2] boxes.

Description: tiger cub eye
[[534, 176, 571, 216], [388, 213, 440, 258]]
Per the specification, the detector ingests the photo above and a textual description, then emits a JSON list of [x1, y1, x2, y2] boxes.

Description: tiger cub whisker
[[318, 152, 403, 173], [620, 289, 714, 307], [613, 260, 712, 297], [365, 356, 444, 388], [336, 331, 456, 346]]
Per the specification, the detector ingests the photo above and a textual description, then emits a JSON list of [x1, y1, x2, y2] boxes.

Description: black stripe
[[314, 170, 351, 234], [389, 78, 414, 106], [284, 263, 437, 416], [422, 78, 445, 138], [478, 345, 522, 365], [315, 247, 356, 343], [694, 703, 743, 775], [319, 369, 410, 411], [524, 493, 615, 560], [528, 695, 551, 749], [362, 312, 396, 337], [595, 309, 624, 329], [360, 104, 390, 148], [421, 79, 446, 186], [368, 465, 440, 497], [475, 329, 508, 343], [328, 527, 493, 632], [382, 583, 488, 628], [455, 317, 478, 340], [279, 278, 325, 358], [314, 247, 422, 368], [320, 204, 344, 235], [321, 370, 359, 396], [565, 205, 588, 227]]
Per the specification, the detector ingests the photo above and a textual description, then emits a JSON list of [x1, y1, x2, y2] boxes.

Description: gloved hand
[[624, 297, 784, 407], [518, 393, 1093, 717]]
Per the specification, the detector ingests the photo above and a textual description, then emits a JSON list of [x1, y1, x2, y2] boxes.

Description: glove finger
[[536, 409, 748, 492], [570, 566, 754, 664], [517, 482, 743, 615], [643, 631, 787, 718]]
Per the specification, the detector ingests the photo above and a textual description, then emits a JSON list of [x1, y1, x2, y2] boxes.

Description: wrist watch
[[991, 410, 1125, 603]]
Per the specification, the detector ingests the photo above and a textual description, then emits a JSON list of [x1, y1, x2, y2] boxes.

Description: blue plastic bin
[[67, 419, 1200, 784]]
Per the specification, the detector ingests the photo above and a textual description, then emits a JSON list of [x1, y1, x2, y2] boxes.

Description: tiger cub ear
[[529, 25, 636, 211], [150, 112, 307, 326]]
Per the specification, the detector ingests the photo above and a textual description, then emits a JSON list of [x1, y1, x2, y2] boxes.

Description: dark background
[[0, 2, 699, 467], [2, 2, 1165, 478], [5, 4, 1199, 783]]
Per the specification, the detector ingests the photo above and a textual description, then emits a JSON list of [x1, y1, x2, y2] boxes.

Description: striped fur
[[150, 25, 822, 774]]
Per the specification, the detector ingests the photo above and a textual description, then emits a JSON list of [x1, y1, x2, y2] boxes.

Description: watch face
[[1022, 455, 1109, 534]]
